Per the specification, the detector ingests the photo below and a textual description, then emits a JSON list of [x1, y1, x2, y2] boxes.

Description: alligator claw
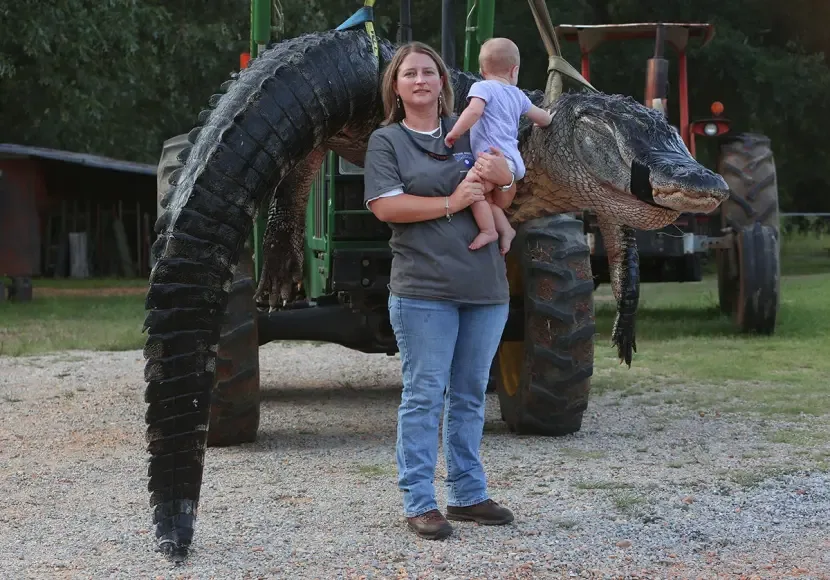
[[254, 266, 301, 309], [612, 314, 637, 368]]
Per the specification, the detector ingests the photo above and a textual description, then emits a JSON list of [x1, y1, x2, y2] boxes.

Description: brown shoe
[[446, 499, 514, 525], [406, 509, 453, 540]]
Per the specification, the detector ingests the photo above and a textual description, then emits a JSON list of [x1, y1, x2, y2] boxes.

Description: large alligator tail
[[142, 29, 391, 561]]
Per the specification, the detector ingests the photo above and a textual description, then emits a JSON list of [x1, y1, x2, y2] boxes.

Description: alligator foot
[[599, 221, 640, 368], [255, 151, 323, 311], [611, 313, 637, 367], [254, 266, 302, 311]]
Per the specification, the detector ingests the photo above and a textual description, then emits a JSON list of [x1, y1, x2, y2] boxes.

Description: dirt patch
[[0, 346, 827, 578]]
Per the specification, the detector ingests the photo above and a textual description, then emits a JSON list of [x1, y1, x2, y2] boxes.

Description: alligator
[[144, 28, 729, 561]]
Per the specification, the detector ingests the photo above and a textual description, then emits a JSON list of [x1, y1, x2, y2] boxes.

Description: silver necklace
[[402, 119, 442, 139]]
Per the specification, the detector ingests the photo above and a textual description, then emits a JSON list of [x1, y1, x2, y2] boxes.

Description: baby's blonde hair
[[479, 37, 521, 76]]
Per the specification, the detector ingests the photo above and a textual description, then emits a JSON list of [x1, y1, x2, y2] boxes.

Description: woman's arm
[[370, 176, 486, 223], [369, 194, 454, 223], [472, 146, 517, 209], [363, 128, 488, 224]]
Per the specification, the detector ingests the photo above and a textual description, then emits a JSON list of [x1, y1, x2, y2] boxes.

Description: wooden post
[[69, 232, 89, 278], [113, 217, 135, 278], [136, 201, 142, 277], [143, 212, 151, 271], [96, 203, 102, 276]]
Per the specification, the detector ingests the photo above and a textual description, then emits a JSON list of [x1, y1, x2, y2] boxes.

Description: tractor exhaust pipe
[[398, 0, 412, 43], [441, 0, 455, 68], [644, 23, 669, 115]]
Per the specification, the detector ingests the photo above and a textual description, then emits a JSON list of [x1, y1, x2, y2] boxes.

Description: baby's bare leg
[[478, 177, 496, 194], [469, 199, 499, 250], [490, 204, 516, 255]]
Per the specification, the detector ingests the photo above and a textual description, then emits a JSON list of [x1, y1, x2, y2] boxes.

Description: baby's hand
[[444, 133, 457, 148]]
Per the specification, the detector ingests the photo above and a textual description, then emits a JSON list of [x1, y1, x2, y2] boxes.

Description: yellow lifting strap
[[364, 0, 379, 59], [547, 55, 597, 93], [526, 0, 598, 101], [335, 0, 379, 59]]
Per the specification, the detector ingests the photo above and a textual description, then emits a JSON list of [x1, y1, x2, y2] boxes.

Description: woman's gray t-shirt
[[363, 115, 509, 304]]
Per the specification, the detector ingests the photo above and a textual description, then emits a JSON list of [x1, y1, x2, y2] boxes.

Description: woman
[[363, 41, 517, 540]]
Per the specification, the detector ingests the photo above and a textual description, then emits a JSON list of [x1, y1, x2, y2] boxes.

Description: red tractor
[[555, 22, 780, 333]]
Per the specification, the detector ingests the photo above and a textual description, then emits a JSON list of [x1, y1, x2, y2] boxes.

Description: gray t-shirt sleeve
[[363, 131, 404, 208]]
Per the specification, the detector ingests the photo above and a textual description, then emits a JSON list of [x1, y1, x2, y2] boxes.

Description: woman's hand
[[449, 172, 485, 213], [472, 146, 513, 188]]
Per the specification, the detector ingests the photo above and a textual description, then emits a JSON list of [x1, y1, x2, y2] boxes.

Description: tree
[[1, 0, 826, 210]]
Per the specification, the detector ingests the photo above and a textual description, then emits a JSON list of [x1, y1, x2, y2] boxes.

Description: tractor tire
[[493, 214, 595, 436], [155, 134, 261, 447], [734, 222, 780, 334], [715, 133, 780, 316]]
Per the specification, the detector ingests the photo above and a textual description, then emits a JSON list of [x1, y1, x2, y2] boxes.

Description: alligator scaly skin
[[145, 29, 728, 560]]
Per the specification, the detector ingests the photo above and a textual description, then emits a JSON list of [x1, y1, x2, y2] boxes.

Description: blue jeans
[[388, 294, 509, 517]]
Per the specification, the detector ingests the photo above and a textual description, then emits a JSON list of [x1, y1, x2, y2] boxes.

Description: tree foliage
[[0, 0, 827, 210]]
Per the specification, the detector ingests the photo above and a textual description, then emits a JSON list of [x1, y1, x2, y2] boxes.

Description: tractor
[[153, 1, 778, 450], [554, 22, 781, 327]]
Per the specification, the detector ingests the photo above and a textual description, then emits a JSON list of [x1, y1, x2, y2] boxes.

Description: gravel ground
[[1, 343, 829, 579]]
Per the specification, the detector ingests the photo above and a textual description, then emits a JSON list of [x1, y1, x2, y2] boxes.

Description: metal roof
[[0, 143, 156, 175], [556, 23, 716, 53]]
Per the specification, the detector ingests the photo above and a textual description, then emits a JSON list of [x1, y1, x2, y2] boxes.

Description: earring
[[396, 95, 402, 109]]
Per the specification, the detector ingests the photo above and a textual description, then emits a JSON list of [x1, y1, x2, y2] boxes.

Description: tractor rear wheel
[[155, 134, 261, 447], [493, 215, 595, 436], [715, 133, 780, 319], [734, 222, 780, 334]]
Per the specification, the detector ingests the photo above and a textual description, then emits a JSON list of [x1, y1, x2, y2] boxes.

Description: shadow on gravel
[[259, 384, 402, 403], [251, 419, 513, 453], [249, 429, 396, 452], [253, 390, 512, 451]]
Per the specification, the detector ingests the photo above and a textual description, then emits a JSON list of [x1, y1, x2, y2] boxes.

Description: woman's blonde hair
[[380, 41, 454, 126]]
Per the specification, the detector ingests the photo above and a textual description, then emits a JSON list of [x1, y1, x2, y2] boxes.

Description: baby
[[445, 37, 553, 254]]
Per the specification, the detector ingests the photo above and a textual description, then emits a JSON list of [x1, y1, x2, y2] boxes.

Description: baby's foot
[[469, 230, 499, 251], [499, 227, 517, 255]]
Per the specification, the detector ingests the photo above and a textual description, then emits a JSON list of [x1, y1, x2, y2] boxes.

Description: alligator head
[[512, 91, 730, 367], [514, 92, 730, 228], [577, 93, 728, 213]]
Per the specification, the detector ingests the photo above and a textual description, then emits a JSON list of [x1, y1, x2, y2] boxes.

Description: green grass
[[1, 231, 828, 430], [559, 447, 607, 460], [591, 254, 830, 417], [30, 277, 147, 289], [717, 465, 804, 488], [353, 463, 394, 477], [611, 491, 649, 514], [0, 292, 147, 356], [778, 231, 830, 276], [766, 427, 830, 446]]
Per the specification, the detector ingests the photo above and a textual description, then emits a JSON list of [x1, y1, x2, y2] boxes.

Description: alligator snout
[[637, 151, 729, 214]]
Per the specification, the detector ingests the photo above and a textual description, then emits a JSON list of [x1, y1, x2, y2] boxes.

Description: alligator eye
[[630, 159, 654, 204]]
